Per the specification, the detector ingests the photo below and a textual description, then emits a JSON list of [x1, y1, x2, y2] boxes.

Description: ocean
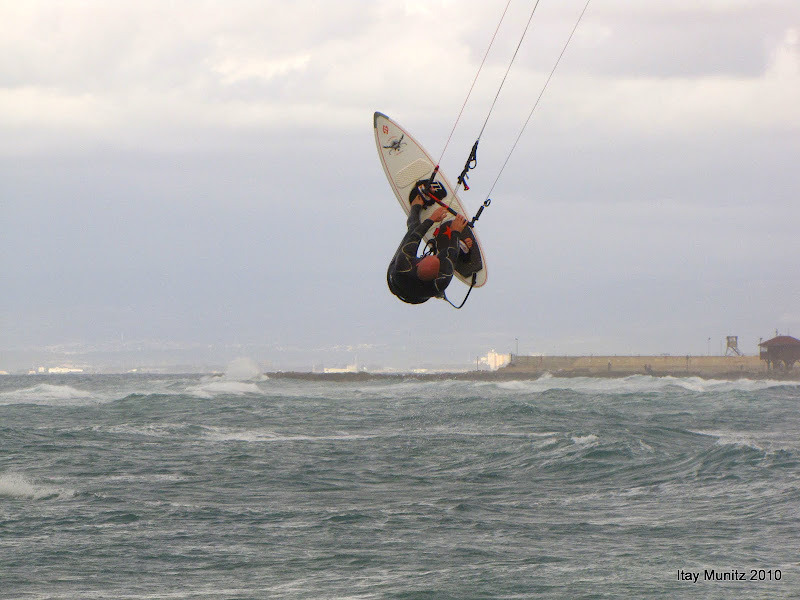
[[1, 373, 798, 599]]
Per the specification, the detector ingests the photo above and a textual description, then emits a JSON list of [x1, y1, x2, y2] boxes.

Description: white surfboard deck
[[373, 112, 488, 288]]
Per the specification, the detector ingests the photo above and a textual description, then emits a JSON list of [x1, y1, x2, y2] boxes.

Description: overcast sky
[[2, 0, 799, 371]]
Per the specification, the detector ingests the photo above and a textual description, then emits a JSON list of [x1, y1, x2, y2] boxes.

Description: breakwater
[[267, 355, 800, 382], [502, 354, 769, 377]]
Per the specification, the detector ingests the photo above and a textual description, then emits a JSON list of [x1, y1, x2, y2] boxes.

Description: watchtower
[[725, 336, 742, 356]]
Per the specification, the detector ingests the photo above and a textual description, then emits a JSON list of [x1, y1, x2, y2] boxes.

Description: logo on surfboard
[[382, 133, 406, 155]]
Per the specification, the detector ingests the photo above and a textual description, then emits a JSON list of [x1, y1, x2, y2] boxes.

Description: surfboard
[[374, 112, 488, 288]]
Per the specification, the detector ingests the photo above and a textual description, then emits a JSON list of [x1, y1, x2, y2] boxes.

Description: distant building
[[323, 365, 360, 374], [27, 366, 85, 374], [759, 335, 800, 371], [48, 367, 84, 374], [481, 350, 511, 371], [323, 359, 361, 374]]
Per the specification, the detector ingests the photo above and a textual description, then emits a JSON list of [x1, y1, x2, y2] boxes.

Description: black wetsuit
[[387, 204, 463, 304]]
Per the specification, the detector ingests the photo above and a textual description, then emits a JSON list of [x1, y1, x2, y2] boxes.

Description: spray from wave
[[223, 358, 268, 382], [187, 358, 268, 398]]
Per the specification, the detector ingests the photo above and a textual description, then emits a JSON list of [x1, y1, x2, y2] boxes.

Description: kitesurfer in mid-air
[[387, 182, 473, 304]]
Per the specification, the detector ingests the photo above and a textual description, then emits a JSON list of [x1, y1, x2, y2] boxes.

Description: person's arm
[[395, 204, 448, 273], [406, 198, 424, 230]]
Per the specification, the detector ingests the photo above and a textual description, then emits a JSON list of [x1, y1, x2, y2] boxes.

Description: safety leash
[[442, 273, 477, 310]]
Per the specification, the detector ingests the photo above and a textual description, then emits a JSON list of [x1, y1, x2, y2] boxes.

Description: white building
[[49, 367, 84, 374], [480, 350, 511, 371], [323, 357, 361, 374]]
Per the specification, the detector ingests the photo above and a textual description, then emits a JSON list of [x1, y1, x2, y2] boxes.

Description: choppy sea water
[[1, 373, 798, 599]]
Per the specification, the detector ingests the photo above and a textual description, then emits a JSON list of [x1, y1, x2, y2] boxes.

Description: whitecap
[[0, 383, 95, 406], [186, 380, 262, 399], [571, 434, 599, 445], [487, 374, 799, 396], [100, 423, 188, 438], [201, 426, 374, 444], [0, 472, 75, 500], [689, 429, 799, 453], [493, 375, 668, 395]]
